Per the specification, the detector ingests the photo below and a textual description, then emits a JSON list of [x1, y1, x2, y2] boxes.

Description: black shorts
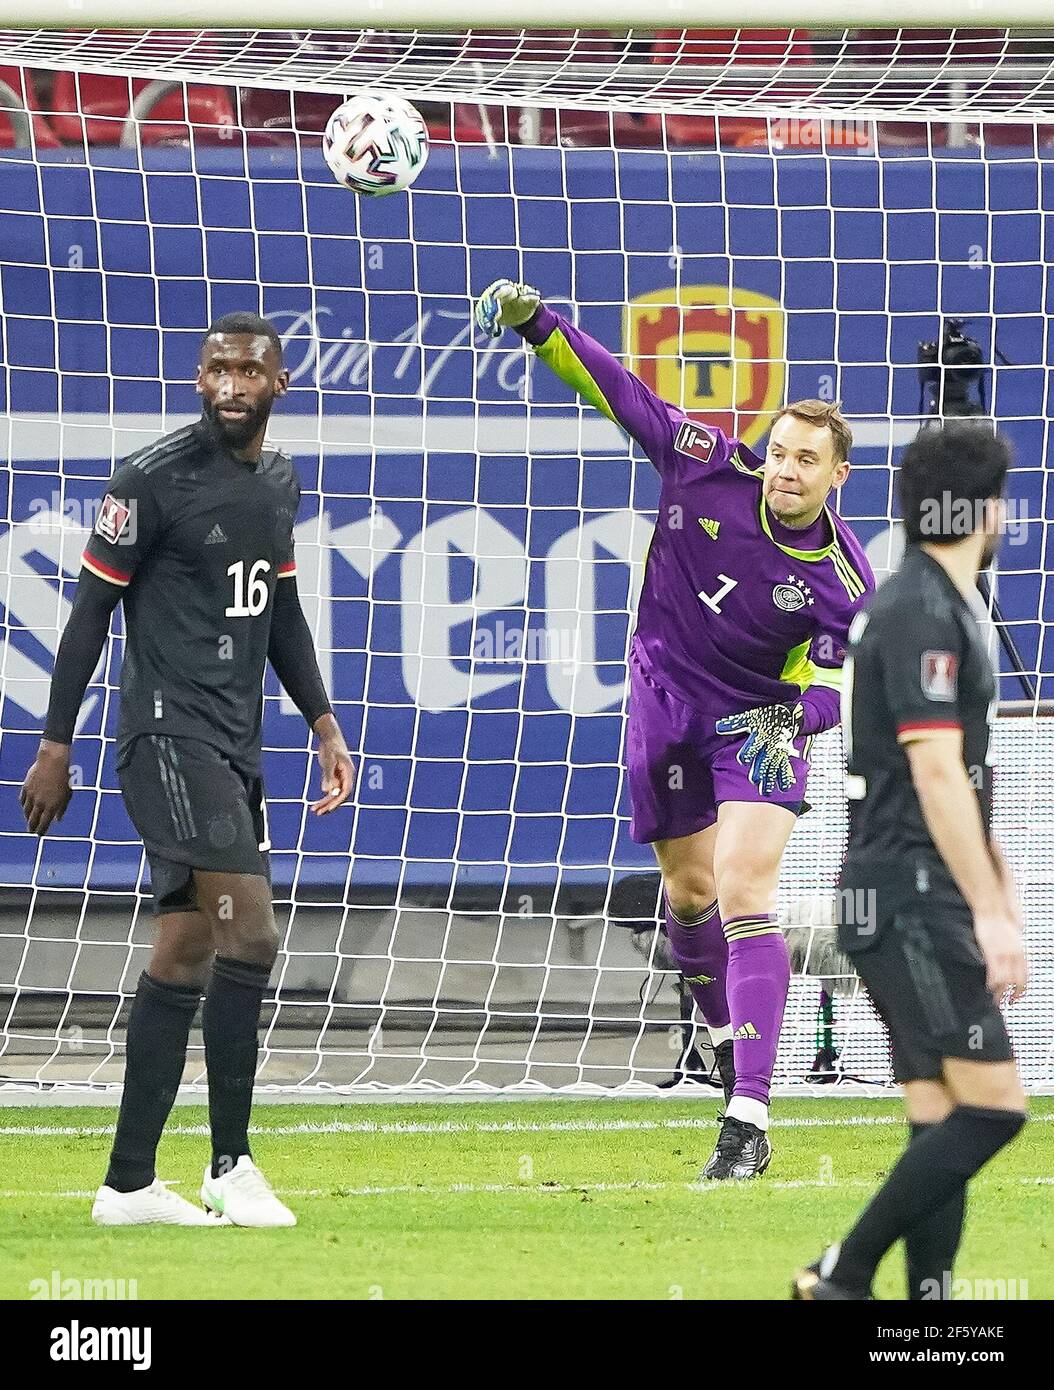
[[838, 855, 1013, 1084], [117, 734, 270, 915]]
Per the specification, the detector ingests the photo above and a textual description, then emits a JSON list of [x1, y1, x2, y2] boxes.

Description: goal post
[[6, 4, 1054, 28], [0, 22, 1052, 1096]]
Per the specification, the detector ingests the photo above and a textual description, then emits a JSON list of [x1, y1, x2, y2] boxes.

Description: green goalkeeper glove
[[715, 701, 804, 798], [474, 279, 541, 339]]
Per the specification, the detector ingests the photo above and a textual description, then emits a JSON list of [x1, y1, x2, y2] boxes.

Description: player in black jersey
[[794, 423, 1028, 1301], [21, 312, 355, 1228]]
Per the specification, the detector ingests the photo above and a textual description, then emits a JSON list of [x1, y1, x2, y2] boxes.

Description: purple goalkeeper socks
[[723, 917, 791, 1106], [664, 896, 730, 1030]]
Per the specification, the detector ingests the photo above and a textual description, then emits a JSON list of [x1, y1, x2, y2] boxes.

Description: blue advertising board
[[0, 143, 1049, 893]]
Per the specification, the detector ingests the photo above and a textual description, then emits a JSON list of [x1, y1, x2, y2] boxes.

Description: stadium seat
[[50, 69, 236, 146], [526, 108, 619, 149], [859, 29, 1005, 150], [974, 122, 1054, 149], [646, 29, 814, 149], [610, 113, 667, 148], [853, 27, 1006, 62], [236, 28, 411, 144], [452, 104, 508, 145], [238, 88, 346, 145], [242, 30, 656, 153], [875, 122, 950, 150], [872, 121, 1053, 153], [461, 29, 643, 149], [0, 67, 60, 149]]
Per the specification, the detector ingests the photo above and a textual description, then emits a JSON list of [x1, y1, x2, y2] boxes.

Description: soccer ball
[[322, 94, 428, 197]]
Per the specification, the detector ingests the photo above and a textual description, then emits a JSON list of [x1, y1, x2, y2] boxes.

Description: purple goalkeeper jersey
[[518, 306, 875, 732]]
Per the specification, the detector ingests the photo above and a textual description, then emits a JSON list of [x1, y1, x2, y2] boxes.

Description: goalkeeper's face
[[762, 414, 849, 528], [196, 333, 289, 451]]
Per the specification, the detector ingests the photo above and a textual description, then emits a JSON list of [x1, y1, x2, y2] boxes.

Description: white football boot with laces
[[92, 1178, 216, 1226], [200, 1155, 297, 1227]]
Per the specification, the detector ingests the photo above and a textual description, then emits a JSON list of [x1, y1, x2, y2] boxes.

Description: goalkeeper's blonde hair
[[772, 399, 853, 465]]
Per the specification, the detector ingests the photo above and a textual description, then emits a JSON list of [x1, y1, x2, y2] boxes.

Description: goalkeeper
[[476, 282, 874, 1179]]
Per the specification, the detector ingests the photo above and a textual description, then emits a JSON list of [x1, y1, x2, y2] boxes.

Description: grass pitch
[[1, 1097, 1051, 1301]]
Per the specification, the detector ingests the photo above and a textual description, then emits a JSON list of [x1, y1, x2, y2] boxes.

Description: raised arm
[[475, 279, 679, 464]]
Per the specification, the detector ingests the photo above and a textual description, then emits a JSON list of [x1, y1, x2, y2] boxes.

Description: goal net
[[0, 21, 1051, 1095]]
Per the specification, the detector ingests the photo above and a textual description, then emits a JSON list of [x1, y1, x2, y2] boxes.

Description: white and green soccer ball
[[322, 93, 428, 196]]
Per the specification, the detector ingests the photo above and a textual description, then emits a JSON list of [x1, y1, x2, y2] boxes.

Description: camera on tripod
[[916, 318, 987, 418]]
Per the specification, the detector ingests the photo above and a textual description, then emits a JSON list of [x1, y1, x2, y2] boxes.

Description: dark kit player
[[795, 422, 1028, 1300], [21, 312, 355, 1228]]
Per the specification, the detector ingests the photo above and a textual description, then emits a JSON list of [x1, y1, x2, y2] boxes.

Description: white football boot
[[92, 1178, 216, 1226], [200, 1156, 297, 1228]]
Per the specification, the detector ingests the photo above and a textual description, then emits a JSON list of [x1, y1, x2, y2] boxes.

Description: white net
[[2, 27, 1054, 122], [0, 29, 1051, 1094]]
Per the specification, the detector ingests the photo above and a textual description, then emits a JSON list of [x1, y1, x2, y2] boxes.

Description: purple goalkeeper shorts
[[626, 648, 812, 844]]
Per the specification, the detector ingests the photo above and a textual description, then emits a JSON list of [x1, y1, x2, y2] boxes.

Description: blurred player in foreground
[[21, 312, 355, 1227], [795, 422, 1027, 1299], [476, 281, 874, 1178]]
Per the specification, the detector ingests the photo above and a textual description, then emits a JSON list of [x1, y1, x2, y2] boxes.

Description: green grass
[[1, 1098, 1051, 1300]]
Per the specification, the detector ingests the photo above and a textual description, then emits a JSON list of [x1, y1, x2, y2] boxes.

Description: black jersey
[[843, 545, 997, 870], [81, 419, 300, 771]]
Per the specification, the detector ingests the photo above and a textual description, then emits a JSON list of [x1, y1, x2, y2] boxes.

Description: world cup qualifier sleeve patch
[[921, 650, 958, 702], [94, 494, 132, 544], [673, 420, 716, 463]]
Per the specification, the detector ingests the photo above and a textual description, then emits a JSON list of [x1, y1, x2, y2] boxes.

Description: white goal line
[[2, 1176, 1051, 1202], [2, 1112, 1052, 1138], [3, 1084, 1053, 1107]]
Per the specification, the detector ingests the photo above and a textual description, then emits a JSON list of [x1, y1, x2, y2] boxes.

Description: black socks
[[834, 1105, 1025, 1294], [905, 1121, 967, 1300], [202, 955, 272, 1179], [105, 972, 201, 1193]]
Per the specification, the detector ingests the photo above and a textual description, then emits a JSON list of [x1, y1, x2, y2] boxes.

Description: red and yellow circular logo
[[626, 286, 785, 448]]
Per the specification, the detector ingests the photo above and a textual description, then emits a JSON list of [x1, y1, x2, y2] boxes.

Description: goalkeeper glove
[[715, 701, 804, 798], [474, 279, 541, 339]]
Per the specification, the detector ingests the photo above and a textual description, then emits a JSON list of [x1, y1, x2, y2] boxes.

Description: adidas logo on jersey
[[699, 517, 720, 540], [733, 1022, 761, 1040], [204, 524, 228, 545]]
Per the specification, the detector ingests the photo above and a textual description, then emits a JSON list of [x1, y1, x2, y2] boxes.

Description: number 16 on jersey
[[226, 560, 271, 617]]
